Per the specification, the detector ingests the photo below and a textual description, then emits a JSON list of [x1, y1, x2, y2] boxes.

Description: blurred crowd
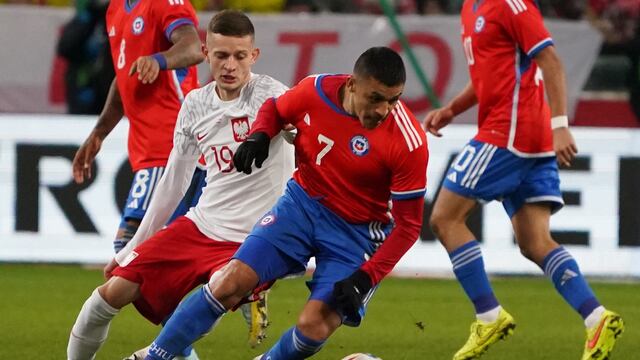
[[2, 0, 637, 120]]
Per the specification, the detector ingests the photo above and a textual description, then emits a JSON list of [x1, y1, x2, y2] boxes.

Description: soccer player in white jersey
[[67, 10, 293, 360]]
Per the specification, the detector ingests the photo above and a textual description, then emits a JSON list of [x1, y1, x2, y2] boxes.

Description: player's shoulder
[[245, 73, 289, 97], [388, 101, 427, 154], [496, 0, 539, 15], [183, 82, 214, 105]]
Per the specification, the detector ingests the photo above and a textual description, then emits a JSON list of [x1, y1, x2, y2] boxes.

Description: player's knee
[[208, 262, 256, 307], [429, 210, 450, 239], [296, 311, 333, 341]]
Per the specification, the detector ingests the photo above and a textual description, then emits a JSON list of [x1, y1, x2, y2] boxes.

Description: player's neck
[[215, 86, 241, 102], [339, 85, 355, 116]]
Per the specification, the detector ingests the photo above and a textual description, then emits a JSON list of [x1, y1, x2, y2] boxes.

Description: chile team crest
[[132, 16, 144, 35], [231, 117, 250, 142], [350, 135, 369, 156]]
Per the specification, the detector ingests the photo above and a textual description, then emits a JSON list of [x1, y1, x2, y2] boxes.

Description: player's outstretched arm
[[72, 78, 123, 183], [423, 82, 477, 137], [535, 46, 578, 167], [129, 25, 204, 84]]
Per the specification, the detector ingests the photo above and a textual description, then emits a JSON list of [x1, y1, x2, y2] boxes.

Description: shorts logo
[[350, 135, 369, 156], [132, 16, 144, 35], [120, 251, 139, 267], [475, 16, 485, 33], [260, 214, 275, 226], [231, 117, 250, 142]]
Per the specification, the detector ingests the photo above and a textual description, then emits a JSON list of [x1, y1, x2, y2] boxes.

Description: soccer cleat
[[241, 290, 270, 348], [122, 346, 200, 360], [453, 309, 516, 360], [252, 355, 264, 360], [581, 310, 624, 360]]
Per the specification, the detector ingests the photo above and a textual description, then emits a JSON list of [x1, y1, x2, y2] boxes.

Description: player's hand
[[129, 56, 161, 84], [553, 127, 578, 167], [233, 132, 270, 175], [103, 258, 118, 279], [72, 133, 103, 183], [332, 269, 372, 318], [423, 106, 454, 137]]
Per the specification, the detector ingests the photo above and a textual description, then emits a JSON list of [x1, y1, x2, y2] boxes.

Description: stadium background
[[0, 0, 638, 358]]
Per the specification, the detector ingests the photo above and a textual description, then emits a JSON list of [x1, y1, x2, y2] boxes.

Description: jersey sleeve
[[153, 0, 199, 42], [500, 0, 554, 58], [389, 102, 428, 200]]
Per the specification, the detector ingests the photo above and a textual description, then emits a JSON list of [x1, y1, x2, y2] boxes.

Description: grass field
[[0, 264, 638, 359]]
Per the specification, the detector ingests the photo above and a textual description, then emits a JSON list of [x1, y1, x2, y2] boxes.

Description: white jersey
[[116, 73, 292, 265]]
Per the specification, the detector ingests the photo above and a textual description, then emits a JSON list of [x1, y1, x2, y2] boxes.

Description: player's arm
[[113, 101, 200, 267], [334, 125, 428, 315], [535, 46, 578, 166], [423, 81, 477, 137], [129, 25, 204, 84], [72, 78, 122, 183]]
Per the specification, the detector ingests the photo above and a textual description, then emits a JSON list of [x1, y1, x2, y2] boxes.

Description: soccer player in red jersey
[[140, 47, 429, 360], [424, 1, 624, 359]]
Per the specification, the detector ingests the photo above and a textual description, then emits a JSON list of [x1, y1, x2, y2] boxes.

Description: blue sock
[[542, 247, 600, 319], [161, 315, 195, 357], [261, 326, 325, 360], [449, 240, 499, 314], [145, 285, 226, 360]]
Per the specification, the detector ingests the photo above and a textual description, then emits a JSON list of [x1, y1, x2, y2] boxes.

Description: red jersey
[[106, 0, 199, 170], [461, 0, 554, 156], [252, 74, 428, 224]]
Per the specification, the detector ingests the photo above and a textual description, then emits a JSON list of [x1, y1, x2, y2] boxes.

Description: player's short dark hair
[[208, 10, 255, 38], [353, 47, 406, 87]]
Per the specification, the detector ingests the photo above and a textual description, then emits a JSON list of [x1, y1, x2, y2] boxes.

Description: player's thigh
[[442, 140, 525, 210], [503, 156, 563, 219], [112, 217, 237, 323], [98, 276, 141, 309], [431, 187, 478, 225]]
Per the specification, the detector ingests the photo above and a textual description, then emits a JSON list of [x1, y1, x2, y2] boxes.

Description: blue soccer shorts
[[233, 179, 392, 327], [442, 139, 564, 218], [119, 167, 207, 228]]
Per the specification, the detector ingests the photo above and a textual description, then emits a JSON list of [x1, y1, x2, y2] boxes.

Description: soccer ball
[[341, 353, 382, 360]]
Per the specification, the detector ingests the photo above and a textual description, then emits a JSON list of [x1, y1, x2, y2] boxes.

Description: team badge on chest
[[350, 135, 369, 156], [475, 16, 486, 33], [231, 117, 250, 142], [132, 16, 145, 35]]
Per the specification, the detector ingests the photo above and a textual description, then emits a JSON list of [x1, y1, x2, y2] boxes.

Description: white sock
[[67, 288, 119, 360], [584, 306, 606, 329], [476, 306, 502, 323]]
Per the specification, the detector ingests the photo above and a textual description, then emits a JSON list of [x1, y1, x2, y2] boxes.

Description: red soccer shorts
[[112, 216, 241, 324]]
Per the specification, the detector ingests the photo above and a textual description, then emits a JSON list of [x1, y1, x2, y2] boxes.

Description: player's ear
[[346, 76, 356, 93], [202, 43, 209, 63], [251, 47, 260, 64]]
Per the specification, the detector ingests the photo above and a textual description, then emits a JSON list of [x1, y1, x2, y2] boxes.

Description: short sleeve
[[500, 0, 554, 57], [389, 102, 428, 200], [153, 0, 199, 42]]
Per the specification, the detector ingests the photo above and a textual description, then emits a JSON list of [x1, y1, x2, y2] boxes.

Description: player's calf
[[67, 289, 120, 360], [114, 221, 139, 253]]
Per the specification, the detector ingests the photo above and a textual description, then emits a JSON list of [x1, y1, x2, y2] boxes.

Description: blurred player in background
[[424, 1, 625, 359], [69, 0, 204, 358], [67, 10, 293, 360], [140, 46, 429, 360]]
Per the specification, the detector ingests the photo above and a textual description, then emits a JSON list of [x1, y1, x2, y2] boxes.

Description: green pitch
[[1, 264, 638, 359]]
